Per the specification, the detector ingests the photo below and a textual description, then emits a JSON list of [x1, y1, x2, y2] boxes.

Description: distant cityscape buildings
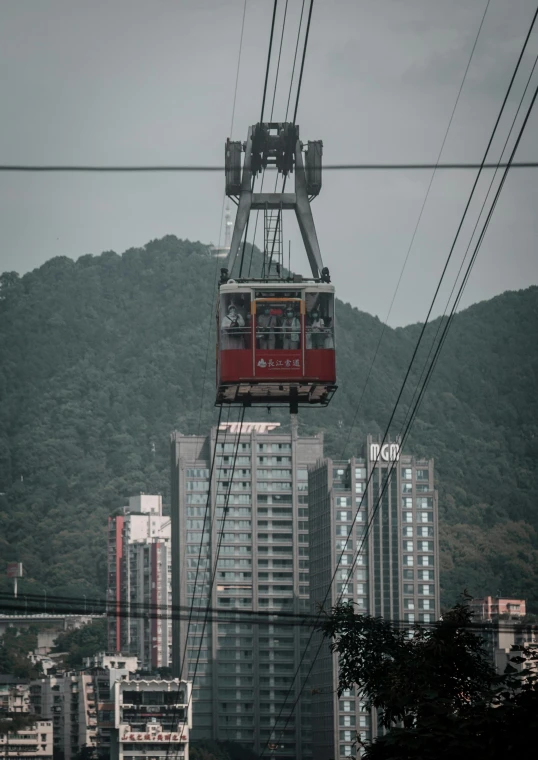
[[24, 656, 192, 760], [167, 424, 440, 760], [5, 425, 536, 760]]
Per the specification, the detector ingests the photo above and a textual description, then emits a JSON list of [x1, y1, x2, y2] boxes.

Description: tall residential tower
[[170, 422, 323, 759], [308, 436, 440, 760], [107, 494, 172, 669]]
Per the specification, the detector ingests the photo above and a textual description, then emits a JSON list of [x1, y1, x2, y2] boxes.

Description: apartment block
[[111, 679, 192, 760], [108, 494, 172, 668], [308, 436, 440, 760], [0, 676, 53, 760], [170, 421, 323, 759], [29, 674, 96, 760]]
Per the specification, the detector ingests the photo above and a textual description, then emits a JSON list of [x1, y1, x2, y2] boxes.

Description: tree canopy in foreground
[[321, 601, 538, 759]]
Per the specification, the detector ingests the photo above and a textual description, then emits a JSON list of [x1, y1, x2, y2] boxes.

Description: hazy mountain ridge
[[0, 238, 536, 608]]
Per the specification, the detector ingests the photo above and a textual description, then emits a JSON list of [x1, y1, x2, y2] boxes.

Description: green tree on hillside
[[0, 626, 40, 678], [52, 619, 107, 668], [0, 239, 537, 607]]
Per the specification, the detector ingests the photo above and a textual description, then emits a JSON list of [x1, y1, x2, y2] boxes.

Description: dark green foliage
[[52, 619, 107, 668], [0, 713, 36, 736], [72, 745, 108, 760], [321, 601, 538, 759], [190, 741, 259, 760], [0, 237, 537, 607], [0, 626, 40, 678]]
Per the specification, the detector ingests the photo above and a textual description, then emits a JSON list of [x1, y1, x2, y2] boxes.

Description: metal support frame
[[225, 124, 324, 279]]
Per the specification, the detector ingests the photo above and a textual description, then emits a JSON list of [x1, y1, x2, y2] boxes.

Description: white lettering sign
[[369, 443, 400, 462], [218, 422, 281, 434]]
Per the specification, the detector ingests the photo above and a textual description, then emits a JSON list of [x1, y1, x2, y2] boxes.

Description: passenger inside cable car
[[216, 283, 336, 407]]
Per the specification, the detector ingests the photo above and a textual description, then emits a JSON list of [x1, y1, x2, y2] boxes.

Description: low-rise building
[[0, 676, 53, 760], [0, 719, 53, 760], [29, 674, 96, 760], [0, 676, 31, 713], [112, 679, 192, 760], [470, 596, 526, 620]]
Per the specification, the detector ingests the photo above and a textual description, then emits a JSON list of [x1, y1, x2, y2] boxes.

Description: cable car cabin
[[216, 281, 337, 411]]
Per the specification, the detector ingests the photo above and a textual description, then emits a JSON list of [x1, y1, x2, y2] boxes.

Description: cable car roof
[[220, 280, 335, 293]]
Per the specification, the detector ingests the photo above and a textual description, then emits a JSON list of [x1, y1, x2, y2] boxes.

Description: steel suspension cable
[[339, 0, 493, 459], [261, 8, 538, 748]]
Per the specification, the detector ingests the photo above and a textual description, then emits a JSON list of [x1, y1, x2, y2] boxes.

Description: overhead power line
[[261, 6, 538, 751], [1, 592, 536, 635], [339, 0, 493, 461], [1, 161, 537, 172]]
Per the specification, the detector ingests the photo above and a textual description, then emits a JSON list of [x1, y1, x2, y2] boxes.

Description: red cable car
[[216, 122, 337, 413]]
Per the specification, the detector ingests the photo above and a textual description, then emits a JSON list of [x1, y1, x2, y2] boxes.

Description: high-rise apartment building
[[108, 495, 172, 669], [308, 436, 440, 760], [170, 422, 323, 759]]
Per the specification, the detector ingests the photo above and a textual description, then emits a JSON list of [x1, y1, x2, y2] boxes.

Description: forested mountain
[[0, 237, 536, 609]]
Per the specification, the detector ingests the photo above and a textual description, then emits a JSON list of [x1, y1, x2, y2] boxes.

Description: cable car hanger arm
[[224, 122, 328, 281]]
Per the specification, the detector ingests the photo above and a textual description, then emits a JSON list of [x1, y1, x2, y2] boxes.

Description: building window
[[402, 468, 412, 480], [403, 526, 413, 537], [403, 512, 413, 523], [419, 511, 433, 523], [416, 468, 429, 481], [418, 570, 434, 581], [337, 511, 352, 522], [419, 541, 434, 552]]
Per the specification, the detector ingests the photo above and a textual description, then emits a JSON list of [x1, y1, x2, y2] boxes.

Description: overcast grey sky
[[0, 0, 536, 326]]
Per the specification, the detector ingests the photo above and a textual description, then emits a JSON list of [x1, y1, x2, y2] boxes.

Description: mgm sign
[[369, 442, 400, 463]]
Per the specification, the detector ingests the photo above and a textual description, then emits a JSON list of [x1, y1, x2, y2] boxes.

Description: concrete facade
[[308, 437, 440, 760], [29, 674, 97, 760], [112, 679, 192, 760], [108, 495, 172, 668], [170, 423, 323, 759]]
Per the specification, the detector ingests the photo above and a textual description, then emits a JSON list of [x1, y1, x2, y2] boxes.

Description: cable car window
[[255, 300, 302, 350], [220, 293, 251, 349], [305, 292, 334, 349], [254, 290, 301, 299]]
